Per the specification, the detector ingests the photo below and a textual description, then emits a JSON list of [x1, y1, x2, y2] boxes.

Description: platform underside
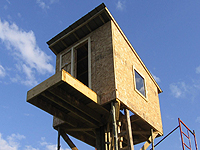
[[27, 70, 161, 147]]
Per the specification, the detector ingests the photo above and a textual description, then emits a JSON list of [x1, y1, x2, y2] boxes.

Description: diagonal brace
[[139, 130, 158, 150]]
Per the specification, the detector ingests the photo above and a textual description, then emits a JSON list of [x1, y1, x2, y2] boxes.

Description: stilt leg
[[111, 101, 118, 150], [125, 109, 134, 150], [57, 127, 61, 150]]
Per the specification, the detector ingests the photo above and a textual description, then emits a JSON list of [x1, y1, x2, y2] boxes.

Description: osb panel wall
[[111, 21, 163, 134], [90, 22, 116, 104], [54, 22, 116, 104], [53, 22, 116, 127]]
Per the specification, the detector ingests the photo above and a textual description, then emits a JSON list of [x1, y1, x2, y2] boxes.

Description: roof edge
[[46, 3, 106, 46]]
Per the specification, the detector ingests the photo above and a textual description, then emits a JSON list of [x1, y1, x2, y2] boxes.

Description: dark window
[[134, 70, 146, 97], [76, 42, 88, 86]]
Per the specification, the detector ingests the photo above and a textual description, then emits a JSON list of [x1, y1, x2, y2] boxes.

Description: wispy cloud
[[40, 137, 70, 150], [170, 65, 200, 100], [170, 82, 183, 98], [0, 133, 25, 150], [36, 0, 49, 9], [116, 0, 125, 11], [169, 80, 200, 101], [195, 116, 200, 123], [152, 74, 161, 82], [0, 19, 54, 86], [0, 65, 6, 78], [36, 0, 59, 10], [196, 65, 200, 74], [0, 133, 70, 150], [6, 0, 11, 4]]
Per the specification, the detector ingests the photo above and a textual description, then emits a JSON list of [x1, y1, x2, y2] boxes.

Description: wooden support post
[[111, 101, 118, 150], [96, 126, 106, 150], [60, 131, 78, 150], [151, 129, 154, 150], [125, 109, 134, 150], [57, 127, 61, 150]]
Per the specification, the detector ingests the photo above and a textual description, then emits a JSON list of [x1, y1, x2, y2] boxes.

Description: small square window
[[134, 70, 146, 97]]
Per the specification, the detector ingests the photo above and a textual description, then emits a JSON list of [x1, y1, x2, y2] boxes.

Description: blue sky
[[0, 0, 200, 150]]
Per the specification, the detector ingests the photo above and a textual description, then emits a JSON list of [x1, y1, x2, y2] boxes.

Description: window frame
[[60, 37, 91, 88], [133, 67, 147, 100]]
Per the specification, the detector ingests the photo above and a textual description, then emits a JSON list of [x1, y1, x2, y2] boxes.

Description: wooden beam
[[27, 71, 62, 101], [139, 131, 158, 150], [41, 91, 99, 128], [65, 128, 95, 132], [49, 87, 103, 124], [61, 70, 99, 103], [30, 96, 79, 127], [99, 14, 105, 23], [61, 40, 68, 47], [73, 32, 80, 40], [27, 70, 99, 104]]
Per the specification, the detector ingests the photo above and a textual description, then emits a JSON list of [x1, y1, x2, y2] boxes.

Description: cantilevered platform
[[27, 70, 110, 146]]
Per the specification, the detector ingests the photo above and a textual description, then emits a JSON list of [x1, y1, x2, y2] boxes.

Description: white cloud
[[116, 0, 125, 11], [36, 0, 49, 9], [0, 133, 70, 150], [195, 116, 200, 123], [17, 13, 21, 18], [169, 81, 198, 100], [36, 0, 59, 9], [24, 145, 39, 150], [0, 133, 25, 150], [4, 5, 8, 10], [40, 137, 70, 150], [0, 19, 54, 86], [6, 0, 11, 4], [50, 0, 59, 4], [152, 74, 161, 82], [196, 66, 200, 74], [170, 83, 182, 98], [0, 65, 6, 78]]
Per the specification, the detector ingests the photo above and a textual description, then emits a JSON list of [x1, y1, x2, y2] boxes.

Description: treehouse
[[27, 3, 163, 150]]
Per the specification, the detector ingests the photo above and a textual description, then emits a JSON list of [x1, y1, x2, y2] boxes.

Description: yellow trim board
[[27, 69, 98, 104]]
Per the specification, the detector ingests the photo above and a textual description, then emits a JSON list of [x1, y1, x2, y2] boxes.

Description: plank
[[61, 70, 99, 103], [27, 71, 62, 101]]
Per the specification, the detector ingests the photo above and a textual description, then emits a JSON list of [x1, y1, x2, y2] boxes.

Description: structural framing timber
[[27, 70, 110, 146]]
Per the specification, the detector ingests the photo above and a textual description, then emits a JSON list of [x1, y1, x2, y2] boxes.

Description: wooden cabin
[[27, 3, 163, 150]]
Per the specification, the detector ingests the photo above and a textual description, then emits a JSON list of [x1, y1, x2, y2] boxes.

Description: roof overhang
[[47, 3, 112, 55]]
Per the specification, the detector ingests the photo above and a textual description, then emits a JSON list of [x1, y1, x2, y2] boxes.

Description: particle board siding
[[111, 21, 163, 134], [90, 22, 116, 104], [54, 22, 116, 104]]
